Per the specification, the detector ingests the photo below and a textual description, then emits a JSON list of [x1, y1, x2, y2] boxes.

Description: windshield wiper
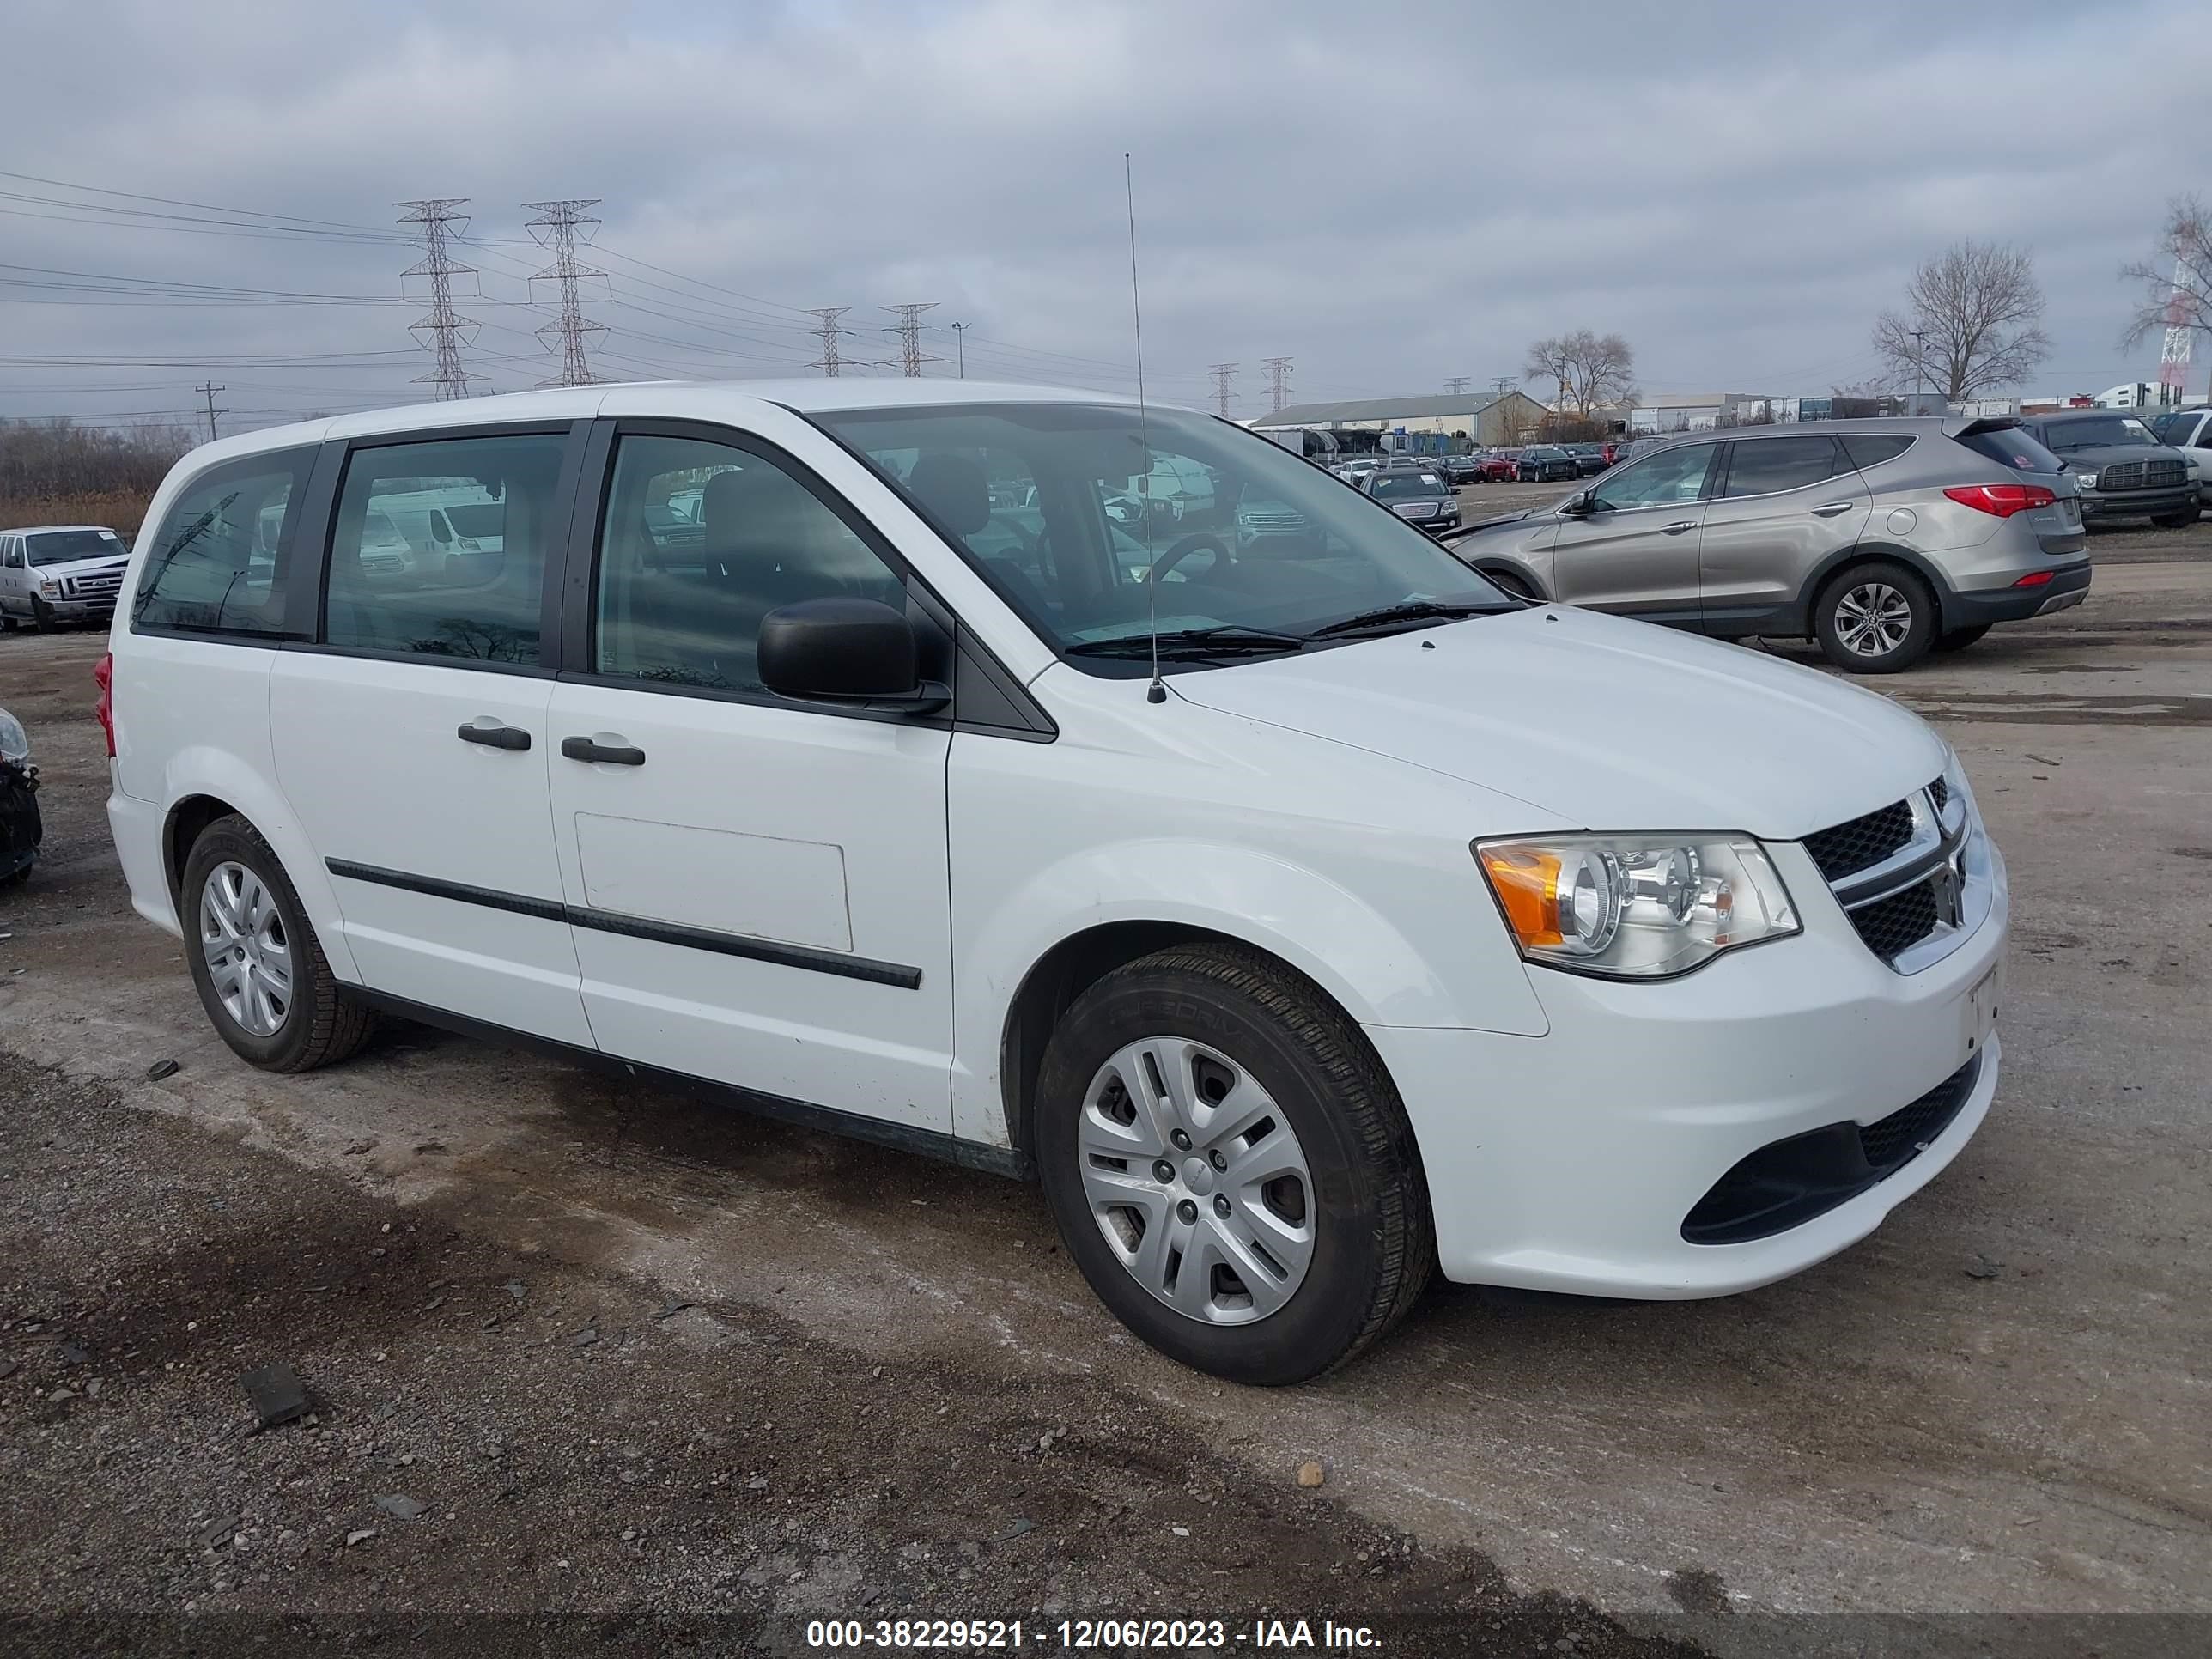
[[1301, 599, 1504, 640], [1064, 623, 1306, 659]]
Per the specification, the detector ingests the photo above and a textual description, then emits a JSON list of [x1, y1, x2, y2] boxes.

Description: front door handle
[[1660, 520, 1696, 536], [561, 736, 646, 767], [1811, 501, 1856, 518], [457, 720, 531, 751]]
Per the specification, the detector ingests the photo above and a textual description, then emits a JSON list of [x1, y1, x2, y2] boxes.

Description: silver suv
[[1446, 418, 2089, 672]]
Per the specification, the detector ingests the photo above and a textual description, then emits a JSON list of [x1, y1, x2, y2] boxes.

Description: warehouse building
[[1251, 391, 1550, 450]]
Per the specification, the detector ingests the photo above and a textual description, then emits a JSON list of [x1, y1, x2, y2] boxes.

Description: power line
[[881, 303, 940, 377], [523, 198, 607, 387], [396, 199, 486, 400], [1261, 356, 1293, 414], [1208, 362, 1237, 418], [806, 307, 854, 377]]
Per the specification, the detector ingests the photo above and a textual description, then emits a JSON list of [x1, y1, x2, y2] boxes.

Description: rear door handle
[[457, 720, 531, 751], [1660, 520, 1696, 536], [561, 736, 646, 767], [1811, 501, 1856, 518]]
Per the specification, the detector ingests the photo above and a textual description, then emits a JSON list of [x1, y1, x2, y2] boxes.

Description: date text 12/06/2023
[[805, 1618, 1384, 1650]]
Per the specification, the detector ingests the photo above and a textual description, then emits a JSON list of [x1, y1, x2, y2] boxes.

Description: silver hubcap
[[198, 861, 293, 1037], [1077, 1037, 1315, 1325], [1835, 582, 1912, 657]]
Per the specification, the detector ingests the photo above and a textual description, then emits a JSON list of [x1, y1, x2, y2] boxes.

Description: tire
[[2152, 508, 2200, 529], [1812, 561, 1937, 674], [30, 597, 55, 634], [179, 813, 374, 1073], [1934, 623, 1991, 653], [1034, 942, 1434, 1385]]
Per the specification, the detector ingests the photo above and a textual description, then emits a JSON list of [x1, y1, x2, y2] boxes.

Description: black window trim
[[550, 414, 1053, 741], [304, 417, 591, 674], [126, 442, 326, 646], [1839, 433, 1918, 474], [1710, 433, 1849, 503]]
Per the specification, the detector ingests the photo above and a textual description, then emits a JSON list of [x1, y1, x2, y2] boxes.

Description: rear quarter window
[[1841, 434, 1916, 471], [1957, 428, 2063, 475], [131, 448, 316, 637]]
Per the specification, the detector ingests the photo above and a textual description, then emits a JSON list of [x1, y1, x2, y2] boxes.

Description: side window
[[324, 432, 566, 665], [1720, 435, 1843, 498], [1588, 443, 1717, 512], [1841, 434, 1916, 471], [131, 449, 313, 636], [592, 434, 903, 694]]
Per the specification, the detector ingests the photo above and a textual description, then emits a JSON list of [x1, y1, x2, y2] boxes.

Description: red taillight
[[1943, 483, 2057, 518], [2013, 570, 2056, 587], [93, 652, 115, 758]]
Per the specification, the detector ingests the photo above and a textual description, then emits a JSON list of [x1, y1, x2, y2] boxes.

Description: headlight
[[1474, 835, 1800, 979], [0, 708, 28, 766], [39, 580, 63, 597], [2071, 470, 2098, 491]]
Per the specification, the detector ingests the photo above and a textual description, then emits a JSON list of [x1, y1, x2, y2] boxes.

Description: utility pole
[[1208, 362, 1237, 418], [1444, 376, 1471, 395], [950, 321, 968, 379], [1911, 326, 1928, 405], [523, 199, 607, 387], [196, 381, 225, 442], [396, 198, 486, 399], [1490, 376, 1518, 446], [1261, 356, 1293, 414], [880, 303, 940, 377], [806, 307, 854, 376]]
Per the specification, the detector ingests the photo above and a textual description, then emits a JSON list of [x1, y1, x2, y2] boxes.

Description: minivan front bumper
[[1367, 837, 2008, 1298]]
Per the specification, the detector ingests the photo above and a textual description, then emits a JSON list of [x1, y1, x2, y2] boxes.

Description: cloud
[[1, 0, 2195, 428]]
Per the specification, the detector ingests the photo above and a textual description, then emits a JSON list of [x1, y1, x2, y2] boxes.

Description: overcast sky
[[2, 0, 2197, 432]]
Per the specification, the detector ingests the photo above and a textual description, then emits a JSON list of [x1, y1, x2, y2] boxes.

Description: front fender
[[949, 837, 1549, 1145]]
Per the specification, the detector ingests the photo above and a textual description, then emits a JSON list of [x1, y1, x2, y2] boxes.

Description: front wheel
[[2153, 508, 2200, 529], [1813, 562, 1936, 673], [30, 598, 55, 634], [180, 814, 375, 1073], [1035, 943, 1433, 1385], [1483, 568, 1545, 604]]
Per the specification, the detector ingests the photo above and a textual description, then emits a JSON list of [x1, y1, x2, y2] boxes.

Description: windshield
[[2044, 416, 2155, 451], [1369, 472, 1445, 500], [816, 403, 1505, 672], [27, 528, 125, 566]]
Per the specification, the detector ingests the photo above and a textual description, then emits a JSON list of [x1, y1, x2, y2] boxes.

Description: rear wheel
[[180, 814, 374, 1073], [1934, 623, 1991, 653], [1813, 562, 1936, 673], [1035, 942, 1433, 1385]]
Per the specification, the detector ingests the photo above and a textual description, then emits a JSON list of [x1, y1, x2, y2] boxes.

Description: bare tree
[[1872, 241, 2051, 403], [1524, 330, 1639, 422], [2119, 196, 2212, 382], [1831, 377, 1895, 401]]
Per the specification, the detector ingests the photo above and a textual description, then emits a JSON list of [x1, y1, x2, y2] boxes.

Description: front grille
[[2097, 459, 2185, 492], [66, 571, 123, 599], [1859, 1059, 1981, 1173], [1848, 880, 1941, 961], [1929, 775, 1948, 816], [1802, 799, 1913, 881]]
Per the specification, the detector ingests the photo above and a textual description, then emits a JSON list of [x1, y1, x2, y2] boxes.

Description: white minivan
[[101, 381, 2007, 1384]]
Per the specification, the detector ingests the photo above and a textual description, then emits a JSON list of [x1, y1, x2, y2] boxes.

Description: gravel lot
[[2, 518, 2208, 1654]]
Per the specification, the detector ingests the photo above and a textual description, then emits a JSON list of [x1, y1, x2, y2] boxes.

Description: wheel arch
[[1801, 541, 1957, 635]]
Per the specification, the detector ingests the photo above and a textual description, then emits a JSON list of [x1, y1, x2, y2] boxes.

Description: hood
[[1453, 508, 1534, 536], [1169, 605, 1946, 840], [33, 554, 129, 579], [2063, 443, 2182, 469]]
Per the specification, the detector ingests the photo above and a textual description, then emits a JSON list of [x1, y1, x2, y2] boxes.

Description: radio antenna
[[1125, 151, 1165, 705]]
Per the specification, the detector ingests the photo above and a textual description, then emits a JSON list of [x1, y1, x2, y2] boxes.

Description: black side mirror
[[757, 596, 950, 714], [1561, 490, 1595, 517]]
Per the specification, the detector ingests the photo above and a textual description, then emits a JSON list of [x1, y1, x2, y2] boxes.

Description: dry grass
[[0, 491, 155, 537]]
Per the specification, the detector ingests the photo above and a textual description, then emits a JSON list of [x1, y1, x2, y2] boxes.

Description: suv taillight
[[93, 652, 115, 758], [1943, 483, 2057, 518]]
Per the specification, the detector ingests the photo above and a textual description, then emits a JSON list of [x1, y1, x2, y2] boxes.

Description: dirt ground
[[2, 519, 2209, 1656]]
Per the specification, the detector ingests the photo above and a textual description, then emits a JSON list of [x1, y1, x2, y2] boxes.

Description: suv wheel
[[2152, 507, 2200, 529], [30, 597, 55, 634], [1814, 562, 1936, 673], [1034, 942, 1433, 1385], [181, 814, 374, 1073], [1484, 568, 1544, 605]]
